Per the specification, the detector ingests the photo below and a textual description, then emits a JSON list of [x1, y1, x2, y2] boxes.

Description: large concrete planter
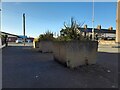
[[53, 41, 98, 68], [39, 40, 53, 53], [33, 41, 39, 48]]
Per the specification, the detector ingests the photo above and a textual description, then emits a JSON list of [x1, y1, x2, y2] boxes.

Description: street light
[[23, 13, 25, 46], [92, 0, 95, 40]]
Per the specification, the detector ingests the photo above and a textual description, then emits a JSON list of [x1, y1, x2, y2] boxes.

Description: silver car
[[15, 39, 23, 43]]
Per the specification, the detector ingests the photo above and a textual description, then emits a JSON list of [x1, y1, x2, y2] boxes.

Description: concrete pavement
[[2, 43, 119, 88]]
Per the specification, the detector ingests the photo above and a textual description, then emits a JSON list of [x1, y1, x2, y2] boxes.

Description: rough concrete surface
[[2, 43, 119, 88], [53, 41, 98, 68]]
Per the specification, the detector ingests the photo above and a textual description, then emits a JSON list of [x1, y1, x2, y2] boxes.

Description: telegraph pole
[[23, 13, 25, 46]]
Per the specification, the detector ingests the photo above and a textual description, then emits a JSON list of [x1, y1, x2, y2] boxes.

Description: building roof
[[18, 35, 27, 39], [0, 32, 31, 38], [1, 31, 20, 37], [79, 28, 116, 34]]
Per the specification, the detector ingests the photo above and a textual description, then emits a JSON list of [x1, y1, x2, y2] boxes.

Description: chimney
[[84, 25, 87, 29], [108, 26, 113, 30], [97, 25, 101, 30]]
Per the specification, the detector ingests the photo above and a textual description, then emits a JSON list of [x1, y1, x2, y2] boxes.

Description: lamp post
[[92, 0, 95, 40], [23, 13, 25, 46], [0, 8, 1, 46]]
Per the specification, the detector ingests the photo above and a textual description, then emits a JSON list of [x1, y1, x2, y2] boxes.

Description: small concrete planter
[[39, 40, 53, 53], [33, 41, 39, 48], [53, 41, 98, 68]]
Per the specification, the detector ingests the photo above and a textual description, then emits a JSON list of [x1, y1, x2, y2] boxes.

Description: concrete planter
[[33, 41, 39, 48], [53, 41, 98, 68], [39, 40, 53, 53]]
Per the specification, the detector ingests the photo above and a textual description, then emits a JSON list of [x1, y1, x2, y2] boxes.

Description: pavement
[[2, 43, 119, 88], [0, 45, 5, 49], [98, 44, 119, 53]]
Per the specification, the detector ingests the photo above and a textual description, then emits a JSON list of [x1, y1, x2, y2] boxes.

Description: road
[[2, 43, 119, 88]]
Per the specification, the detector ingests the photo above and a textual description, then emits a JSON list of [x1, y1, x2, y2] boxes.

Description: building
[[18, 35, 34, 42], [27, 37, 34, 42], [1, 31, 19, 42], [80, 25, 116, 40], [1, 31, 34, 43]]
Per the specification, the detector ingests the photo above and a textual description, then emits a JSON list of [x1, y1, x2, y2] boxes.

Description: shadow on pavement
[[2, 46, 119, 88]]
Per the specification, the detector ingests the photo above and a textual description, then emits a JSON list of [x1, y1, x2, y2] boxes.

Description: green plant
[[58, 17, 90, 41], [38, 31, 54, 41]]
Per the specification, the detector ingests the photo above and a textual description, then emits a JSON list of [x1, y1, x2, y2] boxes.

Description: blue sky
[[2, 2, 116, 37]]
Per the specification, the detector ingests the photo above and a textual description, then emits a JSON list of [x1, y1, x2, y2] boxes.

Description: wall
[[39, 40, 53, 53], [116, 0, 120, 42], [98, 40, 116, 45], [33, 41, 39, 48], [53, 41, 98, 68], [0, 37, 2, 48]]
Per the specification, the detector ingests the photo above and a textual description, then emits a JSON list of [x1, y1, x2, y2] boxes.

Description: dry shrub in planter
[[53, 18, 98, 68]]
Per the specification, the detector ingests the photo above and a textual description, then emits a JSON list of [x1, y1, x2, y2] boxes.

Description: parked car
[[15, 39, 23, 43], [26, 39, 31, 43]]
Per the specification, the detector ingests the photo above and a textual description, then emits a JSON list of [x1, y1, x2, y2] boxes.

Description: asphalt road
[[2, 43, 119, 88]]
